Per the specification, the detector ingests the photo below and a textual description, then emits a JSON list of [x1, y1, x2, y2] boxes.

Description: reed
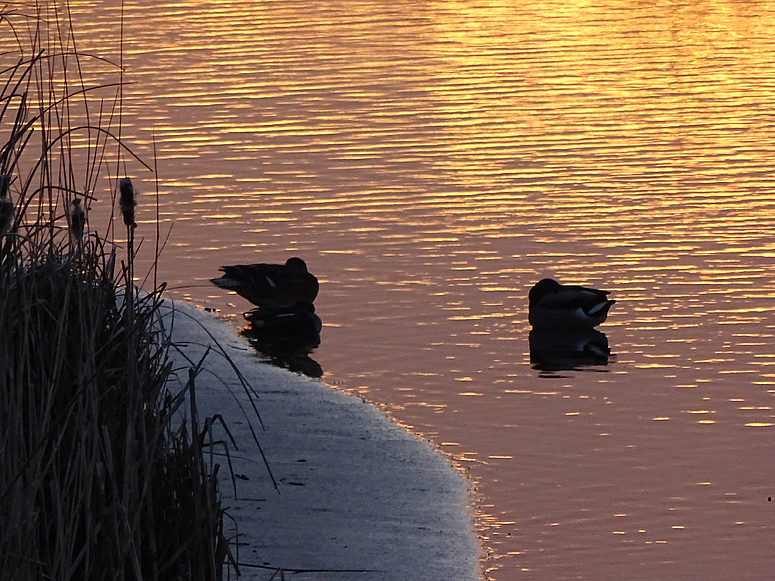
[[0, 3, 232, 579]]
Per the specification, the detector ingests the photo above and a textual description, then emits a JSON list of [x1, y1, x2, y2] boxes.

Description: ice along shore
[[163, 300, 481, 581]]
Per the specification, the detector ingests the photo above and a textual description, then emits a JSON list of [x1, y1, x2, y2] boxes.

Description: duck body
[[211, 257, 318, 308], [528, 278, 615, 329]]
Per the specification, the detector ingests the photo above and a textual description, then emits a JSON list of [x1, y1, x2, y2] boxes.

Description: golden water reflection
[[7, 0, 775, 578]]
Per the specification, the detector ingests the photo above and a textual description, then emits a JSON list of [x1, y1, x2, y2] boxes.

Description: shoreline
[[163, 300, 481, 580]]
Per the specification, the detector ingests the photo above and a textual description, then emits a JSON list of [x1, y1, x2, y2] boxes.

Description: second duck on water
[[210, 257, 319, 308], [528, 278, 615, 329]]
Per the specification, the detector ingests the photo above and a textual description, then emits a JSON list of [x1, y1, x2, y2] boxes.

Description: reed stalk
[[0, 3, 233, 579]]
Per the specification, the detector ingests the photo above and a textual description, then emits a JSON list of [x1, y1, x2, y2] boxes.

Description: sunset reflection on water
[[8, 0, 775, 578]]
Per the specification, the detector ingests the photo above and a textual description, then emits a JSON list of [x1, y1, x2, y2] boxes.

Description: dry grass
[[0, 3, 233, 579]]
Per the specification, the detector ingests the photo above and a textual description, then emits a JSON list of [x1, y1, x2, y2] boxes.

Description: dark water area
[[5, 0, 775, 578]]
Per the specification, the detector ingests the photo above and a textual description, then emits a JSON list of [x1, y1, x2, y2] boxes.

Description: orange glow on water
[[9, 0, 775, 578]]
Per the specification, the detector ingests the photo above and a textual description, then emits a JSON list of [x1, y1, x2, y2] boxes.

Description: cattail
[[0, 175, 13, 236], [69, 197, 85, 241], [119, 177, 136, 228]]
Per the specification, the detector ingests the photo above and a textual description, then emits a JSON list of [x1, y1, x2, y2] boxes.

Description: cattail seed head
[[0, 175, 13, 236], [119, 177, 136, 228], [69, 198, 85, 241]]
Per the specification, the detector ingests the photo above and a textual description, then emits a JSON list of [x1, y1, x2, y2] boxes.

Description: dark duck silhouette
[[211, 257, 318, 308], [528, 278, 615, 329]]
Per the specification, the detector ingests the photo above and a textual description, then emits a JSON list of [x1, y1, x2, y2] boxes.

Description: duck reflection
[[240, 301, 323, 378], [529, 328, 612, 373]]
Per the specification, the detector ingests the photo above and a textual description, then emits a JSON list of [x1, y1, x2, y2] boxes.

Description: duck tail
[[210, 276, 239, 289], [588, 299, 615, 317]]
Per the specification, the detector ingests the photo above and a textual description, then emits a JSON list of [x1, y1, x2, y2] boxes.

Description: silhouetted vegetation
[[0, 4, 233, 579]]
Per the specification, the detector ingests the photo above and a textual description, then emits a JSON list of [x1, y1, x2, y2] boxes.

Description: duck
[[211, 257, 318, 308], [528, 278, 615, 329]]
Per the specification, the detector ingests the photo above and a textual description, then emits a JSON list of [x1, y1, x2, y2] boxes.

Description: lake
[[12, 0, 775, 578]]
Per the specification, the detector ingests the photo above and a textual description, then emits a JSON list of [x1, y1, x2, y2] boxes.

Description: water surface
[[12, 0, 775, 578]]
